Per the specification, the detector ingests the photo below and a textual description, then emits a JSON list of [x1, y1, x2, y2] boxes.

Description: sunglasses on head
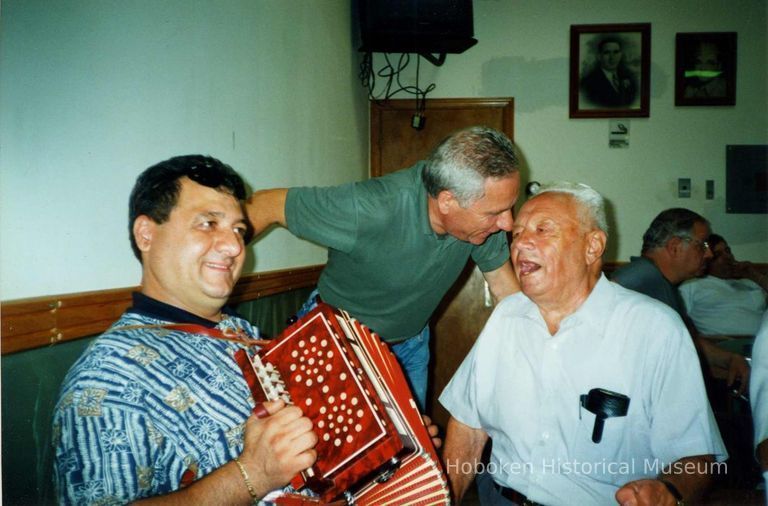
[[186, 162, 245, 199]]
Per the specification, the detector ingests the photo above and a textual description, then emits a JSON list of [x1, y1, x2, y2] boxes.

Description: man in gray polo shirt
[[245, 126, 521, 409]]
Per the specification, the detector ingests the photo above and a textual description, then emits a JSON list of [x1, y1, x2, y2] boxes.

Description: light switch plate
[[678, 178, 691, 198]]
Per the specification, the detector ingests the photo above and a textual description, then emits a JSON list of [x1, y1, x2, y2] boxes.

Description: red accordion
[[234, 303, 449, 505]]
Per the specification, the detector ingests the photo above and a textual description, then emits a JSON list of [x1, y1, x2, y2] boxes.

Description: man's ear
[[665, 236, 683, 257], [133, 216, 156, 253], [585, 230, 607, 265], [436, 190, 457, 215]]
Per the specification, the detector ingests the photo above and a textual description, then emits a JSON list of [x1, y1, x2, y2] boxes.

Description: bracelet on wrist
[[233, 456, 259, 504]]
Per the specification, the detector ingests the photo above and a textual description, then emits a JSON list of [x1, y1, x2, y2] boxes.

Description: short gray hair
[[641, 208, 709, 254], [532, 181, 608, 234], [422, 126, 519, 207]]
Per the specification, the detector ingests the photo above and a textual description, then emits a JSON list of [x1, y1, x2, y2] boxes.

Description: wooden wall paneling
[[228, 265, 324, 302], [6, 255, 753, 356], [428, 264, 494, 428], [1, 265, 323, 355]]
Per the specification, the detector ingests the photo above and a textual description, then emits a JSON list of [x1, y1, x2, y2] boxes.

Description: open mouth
[[517, 260, 541, 277]]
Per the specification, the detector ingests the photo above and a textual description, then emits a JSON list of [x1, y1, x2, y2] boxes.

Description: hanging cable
[[359, 51, 436, 128]]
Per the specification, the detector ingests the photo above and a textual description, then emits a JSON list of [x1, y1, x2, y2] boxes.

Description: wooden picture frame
[[569, 23, 651, 118], [675, 32, 737, 106]]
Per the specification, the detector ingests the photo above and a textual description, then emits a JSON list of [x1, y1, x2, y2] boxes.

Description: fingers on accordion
[[252, 402, 270, 419]]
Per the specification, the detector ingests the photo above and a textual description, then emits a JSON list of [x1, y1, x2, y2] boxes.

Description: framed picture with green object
[[675, 32, 736, 106]]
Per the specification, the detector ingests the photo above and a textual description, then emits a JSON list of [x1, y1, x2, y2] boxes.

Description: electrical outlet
[[678, 178, 691, 198]]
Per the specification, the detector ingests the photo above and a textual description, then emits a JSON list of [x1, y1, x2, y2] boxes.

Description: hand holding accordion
[[234, 303, 449, 505]]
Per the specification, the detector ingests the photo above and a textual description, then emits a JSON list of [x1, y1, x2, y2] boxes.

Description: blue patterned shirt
[[53, 294, 263, 505]]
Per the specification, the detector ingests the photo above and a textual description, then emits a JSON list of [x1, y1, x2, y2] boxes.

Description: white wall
[[374, 0, 768, 262], [0, 0, 369, 300], [1, 0, 766, 302]]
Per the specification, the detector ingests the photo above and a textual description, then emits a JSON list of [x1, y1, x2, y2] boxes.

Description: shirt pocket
[[568, 410, 632, 483]]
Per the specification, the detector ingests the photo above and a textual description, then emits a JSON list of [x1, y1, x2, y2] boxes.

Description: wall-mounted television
[[358, 0, 477, 55]]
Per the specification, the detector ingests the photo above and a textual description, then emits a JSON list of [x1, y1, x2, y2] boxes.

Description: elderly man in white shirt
[[440, 182, 727, 506]]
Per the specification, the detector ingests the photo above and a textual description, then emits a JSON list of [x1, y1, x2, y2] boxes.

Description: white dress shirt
[[679, 276, 766, 336]]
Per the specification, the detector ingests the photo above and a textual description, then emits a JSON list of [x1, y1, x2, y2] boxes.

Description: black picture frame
[[675, 32, 737, 106], [569, 23, 651, 119]]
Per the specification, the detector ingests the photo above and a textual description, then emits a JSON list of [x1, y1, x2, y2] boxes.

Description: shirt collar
[[129, 292, 239, 328], [515, 274, 615, 336], [559, 274, 615, 335]]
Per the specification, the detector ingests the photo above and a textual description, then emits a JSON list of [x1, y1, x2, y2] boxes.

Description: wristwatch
[[660, 479, 685, 506]]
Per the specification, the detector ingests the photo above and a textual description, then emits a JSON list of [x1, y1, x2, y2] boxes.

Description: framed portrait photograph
[[569, 23, 651, 119], [675, 32, 736, 106]]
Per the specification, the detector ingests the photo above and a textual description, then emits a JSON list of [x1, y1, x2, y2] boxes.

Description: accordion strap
[[113, 323, 268, 347]]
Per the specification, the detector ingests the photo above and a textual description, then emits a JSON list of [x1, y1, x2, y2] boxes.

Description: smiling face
[[134, 177, 247, 320], [510, 192, 604, 308], [437, 173, 520, 245]]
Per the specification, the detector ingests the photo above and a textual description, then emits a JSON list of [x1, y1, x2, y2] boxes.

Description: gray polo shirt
[[612, 256, 687, 317]]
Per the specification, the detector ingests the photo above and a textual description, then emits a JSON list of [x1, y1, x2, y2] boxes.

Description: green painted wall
[[1, 1, 766, 303], [371, 0, 768, 262]]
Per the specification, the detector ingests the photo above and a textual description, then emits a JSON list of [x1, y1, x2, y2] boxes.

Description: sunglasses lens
[[183, 159, 246, 200], [188, 164, 224, 188]]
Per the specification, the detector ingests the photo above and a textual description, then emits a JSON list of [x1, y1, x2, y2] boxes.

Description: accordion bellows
[[235, 303, 450, 505]]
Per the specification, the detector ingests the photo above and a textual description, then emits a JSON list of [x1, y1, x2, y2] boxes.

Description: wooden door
[[370, 98, 513, 177], [369, 98, 514, 428]]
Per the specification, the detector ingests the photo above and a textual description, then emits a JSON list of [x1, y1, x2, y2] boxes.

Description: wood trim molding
[[4, 260, 764, 355], [602, 261, 624, 276], [1, 265, 323, 356], [602, 261, 768, 277]]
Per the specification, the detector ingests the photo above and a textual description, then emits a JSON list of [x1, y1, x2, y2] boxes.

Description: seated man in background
[[680, 233, 767, 337], [441, 182, 725, 505], [612, 209, 750, 392], [53, 156, 318, 504], [750, 312, 768, 498], [245, 126, 521, 410]]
